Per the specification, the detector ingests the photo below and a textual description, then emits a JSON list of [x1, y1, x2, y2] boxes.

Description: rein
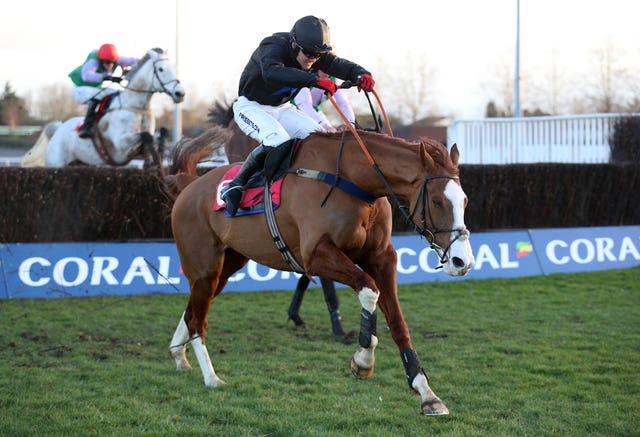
[[327, 91, 465, 267]]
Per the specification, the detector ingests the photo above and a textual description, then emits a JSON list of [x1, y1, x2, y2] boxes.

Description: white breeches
[[72, 86, 118, 105], [232, 96, 323, 147]]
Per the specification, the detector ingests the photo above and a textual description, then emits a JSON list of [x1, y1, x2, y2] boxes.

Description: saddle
[[213, 140, 300, 216]]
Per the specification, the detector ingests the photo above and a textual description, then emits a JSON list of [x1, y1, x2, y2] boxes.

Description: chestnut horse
[[167, 130, 475, 415]]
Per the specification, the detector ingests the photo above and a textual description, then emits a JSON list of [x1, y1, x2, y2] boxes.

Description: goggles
[[296, 44, 322, 59]]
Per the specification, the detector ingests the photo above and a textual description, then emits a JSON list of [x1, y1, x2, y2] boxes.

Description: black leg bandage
[[359, 308, 377, 348], [400, 348, 430, 389]]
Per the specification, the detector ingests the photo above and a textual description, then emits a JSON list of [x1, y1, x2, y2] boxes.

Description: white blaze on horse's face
[[442, 180, 475, 276]]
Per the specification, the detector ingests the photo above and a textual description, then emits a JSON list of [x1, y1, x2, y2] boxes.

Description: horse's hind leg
[[169, 274, 227, 387], [169, 247, 248, 387], [169, 311, 192, 370]]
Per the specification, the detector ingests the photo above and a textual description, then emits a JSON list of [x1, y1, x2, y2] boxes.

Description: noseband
[[406, 175, 469, 267]]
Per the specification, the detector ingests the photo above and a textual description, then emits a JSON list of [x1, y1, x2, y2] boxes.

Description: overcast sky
[[1, 0, 638, 119]]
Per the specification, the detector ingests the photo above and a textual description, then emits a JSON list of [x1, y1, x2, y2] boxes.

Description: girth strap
[[263, 180, 306, 274], [92, 131, 127, 166], [290, 168, 377, 204]]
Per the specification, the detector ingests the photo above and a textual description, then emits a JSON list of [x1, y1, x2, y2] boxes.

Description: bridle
[[368, 167, 468, 267], [405, 175, 470, 267], [124, 55, 181, 97]]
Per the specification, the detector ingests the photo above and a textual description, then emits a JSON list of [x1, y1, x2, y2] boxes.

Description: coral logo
[[516, 242, 533, 258]]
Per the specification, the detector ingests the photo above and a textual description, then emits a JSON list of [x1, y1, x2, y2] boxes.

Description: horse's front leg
[[305, 240, 380, 379], [140, 131, 160, 169], [350, 287, 379, 379], [369, 246, 449, 416]]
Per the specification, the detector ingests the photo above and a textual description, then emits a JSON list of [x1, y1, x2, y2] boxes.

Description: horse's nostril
[[452, 257, 465, 268]]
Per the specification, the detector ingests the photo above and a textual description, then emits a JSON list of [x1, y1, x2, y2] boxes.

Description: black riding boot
[[321, 278, 346, 336], [78, 99, 99, 139], [288, 275, 310, 327], [222, 144, 269, 216]]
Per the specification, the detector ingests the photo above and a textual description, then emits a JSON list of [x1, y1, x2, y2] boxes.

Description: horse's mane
[[208, 100, 235, 127], [316, 130, 458, 174], [417, 136, 458, 175], [124, 47, 164, 80]]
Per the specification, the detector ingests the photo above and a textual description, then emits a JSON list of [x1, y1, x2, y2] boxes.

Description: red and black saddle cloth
[[213, 140, 302, 217], [74, 93, 118, 133]]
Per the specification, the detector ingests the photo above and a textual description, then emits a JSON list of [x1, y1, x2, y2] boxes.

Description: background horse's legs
[[288, 276, 310, 327], [287, 276, 345, 336], [319, 278, 346, 336]]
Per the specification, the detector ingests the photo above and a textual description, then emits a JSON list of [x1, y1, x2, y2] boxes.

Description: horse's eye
[[159, 67, 164, 72], [433, 199, 444, 208]]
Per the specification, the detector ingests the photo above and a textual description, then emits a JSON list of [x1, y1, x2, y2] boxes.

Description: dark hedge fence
[[1, 164, 639, 243], [0, 167, 173, 243]]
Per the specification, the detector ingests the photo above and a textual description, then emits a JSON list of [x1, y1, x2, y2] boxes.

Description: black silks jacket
[[238, 32, 371, 106]]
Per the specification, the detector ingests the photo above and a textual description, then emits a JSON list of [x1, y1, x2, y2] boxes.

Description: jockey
[[68, 43, 139, 138], [292, 69, 356, 132], [222, 15, 375, 216]]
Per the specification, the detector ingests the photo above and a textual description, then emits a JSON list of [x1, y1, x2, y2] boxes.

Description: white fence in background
[[447, 113, 639, 164]]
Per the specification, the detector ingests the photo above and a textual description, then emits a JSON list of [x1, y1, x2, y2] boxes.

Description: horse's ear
[[420, 143, 435, 170], [450, 143, 460, 166]]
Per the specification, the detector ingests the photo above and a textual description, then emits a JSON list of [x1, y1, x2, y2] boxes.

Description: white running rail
[[447, 113, 639, 164]]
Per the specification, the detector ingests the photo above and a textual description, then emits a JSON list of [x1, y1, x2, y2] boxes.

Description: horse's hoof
[[205, 377, 226, 387], [421, 399, 449, 416], [175, 361, 192, 371], [169, 349, 192, 370], [350, 356, 374, 379], [288, 315, 306, 328], [331, 320, 346, 337]]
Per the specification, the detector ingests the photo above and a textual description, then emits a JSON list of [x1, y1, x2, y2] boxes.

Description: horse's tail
[[164, 126, 232, 198], [20, 121, 62, 167]]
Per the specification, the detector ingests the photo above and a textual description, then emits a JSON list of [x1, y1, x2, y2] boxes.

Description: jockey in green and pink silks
[[68, 43, 139, 138], [292, 70, 356, 133]]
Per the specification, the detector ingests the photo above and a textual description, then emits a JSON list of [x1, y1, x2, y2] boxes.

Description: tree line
[[2, 40, 638, 131]]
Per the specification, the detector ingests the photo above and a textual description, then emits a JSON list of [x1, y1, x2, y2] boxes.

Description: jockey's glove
[[357, 74, 375, 92], [104, 76, 122, 83], [316, 78, 337, 96]]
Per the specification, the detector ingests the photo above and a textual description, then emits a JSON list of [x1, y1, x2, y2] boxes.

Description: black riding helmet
[[290, 16, 332, 56]]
